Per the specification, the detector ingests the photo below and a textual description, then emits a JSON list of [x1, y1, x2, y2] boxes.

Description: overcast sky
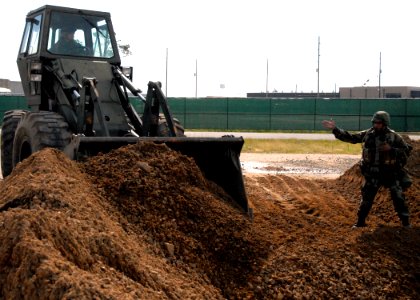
[[1, 0, 419, 97]]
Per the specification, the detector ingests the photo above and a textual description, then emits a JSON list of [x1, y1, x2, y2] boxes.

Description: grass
[[0, 126, 361, 155], [186, 128, 329, 134], [243, 139, 361, 155]]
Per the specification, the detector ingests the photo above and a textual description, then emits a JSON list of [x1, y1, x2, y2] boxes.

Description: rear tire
[[157, 115, 185, 137], [1, 110, 28, 177], [12, 112, 72, 168]]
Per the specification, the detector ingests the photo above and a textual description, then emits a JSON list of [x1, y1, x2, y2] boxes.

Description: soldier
[[50, 25, 86, 56], [322, 111, 412, 228]]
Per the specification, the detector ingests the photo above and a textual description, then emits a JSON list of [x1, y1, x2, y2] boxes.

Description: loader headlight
[[30, 62, 42, 71], [29, 61, 42, 82], [30, 74, 42, 82], [29, 61, 42, 95]]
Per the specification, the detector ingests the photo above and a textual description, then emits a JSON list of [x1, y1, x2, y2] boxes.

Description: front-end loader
[[1, 5, 248, 213]]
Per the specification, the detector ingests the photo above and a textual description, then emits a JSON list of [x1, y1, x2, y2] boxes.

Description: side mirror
[[121, 66, 133, 81], [26, 17, 40, 25]]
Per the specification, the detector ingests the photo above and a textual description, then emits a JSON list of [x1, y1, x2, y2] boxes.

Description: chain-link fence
[[1, 95, 419, 132]]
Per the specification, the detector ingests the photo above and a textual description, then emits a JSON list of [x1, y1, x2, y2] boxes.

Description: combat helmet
[[371, 111, 390, 126], [61, 24, 78, 33]]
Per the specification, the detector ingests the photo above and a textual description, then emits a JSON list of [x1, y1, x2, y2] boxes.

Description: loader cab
[[18, 5, 120, 61], [17, 5, 122, 109]]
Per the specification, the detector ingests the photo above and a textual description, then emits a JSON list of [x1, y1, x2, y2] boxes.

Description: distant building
[[248, 86, 420, 99], [0, 87, 11, 93], [247, 92, 339, 98], [0, 79, 24, 94], [339, 86, 420, 98]]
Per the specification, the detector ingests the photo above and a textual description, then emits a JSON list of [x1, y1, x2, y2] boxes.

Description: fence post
[[269, 98, 272, 130], [404, 98, 408, 132], [183, 98, 187, 128], [314, 98, 317, 130], [358, 99, 361, 130], [226, 98, 229, 130]]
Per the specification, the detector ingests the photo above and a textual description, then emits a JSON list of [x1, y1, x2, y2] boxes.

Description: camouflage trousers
[[357, 169, 410, 225]]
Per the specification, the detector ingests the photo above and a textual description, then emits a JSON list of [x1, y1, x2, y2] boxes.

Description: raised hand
[[322, 119, 336, 130]]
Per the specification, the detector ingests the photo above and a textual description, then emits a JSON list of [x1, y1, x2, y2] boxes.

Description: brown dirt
[[0, 139, 419, 299]]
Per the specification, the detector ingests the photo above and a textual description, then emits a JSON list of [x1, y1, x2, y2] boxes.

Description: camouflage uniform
[[49, 25, 86, 56], [332, 111, 412, 227], [50, 38, 86, 56]]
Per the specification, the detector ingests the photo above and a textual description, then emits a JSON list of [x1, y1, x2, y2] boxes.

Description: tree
[[118, 42, 132, 57]]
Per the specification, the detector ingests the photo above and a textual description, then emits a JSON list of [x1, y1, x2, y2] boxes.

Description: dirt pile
[[0, 148, 219, 299], [0, 139, 418, 299], [0, 143, 269, 299], [80, 142, 270, 295], [240, 139, 420, 299]]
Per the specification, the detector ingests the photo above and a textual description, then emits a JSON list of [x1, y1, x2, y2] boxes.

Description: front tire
[[1, 110, 28, 177], [12, 112, 72, 168], [157, 115, 185, 137]]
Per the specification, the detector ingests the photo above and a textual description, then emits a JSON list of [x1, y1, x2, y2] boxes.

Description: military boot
[[400, 215, 411, 228], [351, 216, 368, 228], [353, 201, 371, 228]]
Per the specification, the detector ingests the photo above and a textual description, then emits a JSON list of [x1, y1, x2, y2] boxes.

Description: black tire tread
[[157, 115, 185, 137], [12, 111, 72, 168], [1, 110, 28, 177]]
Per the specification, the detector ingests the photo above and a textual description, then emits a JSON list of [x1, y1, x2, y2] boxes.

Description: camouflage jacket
[[332, 127, 411, 168]]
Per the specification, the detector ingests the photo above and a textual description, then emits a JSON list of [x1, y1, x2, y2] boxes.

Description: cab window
[[47, 11, 114, 58], [19, 14, 42, 55]]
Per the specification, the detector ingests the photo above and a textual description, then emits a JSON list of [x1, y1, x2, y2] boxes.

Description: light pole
[[378, 52, 382, 98], [266, 58, 269, 98], [194, 59, 198, 98], [317, 36, 320, 98]]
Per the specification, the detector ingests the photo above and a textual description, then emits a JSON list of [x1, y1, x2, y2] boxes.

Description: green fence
[[1, 95, 419, 132], [0, 96, 28, 123], [137, 97, 420, 132]]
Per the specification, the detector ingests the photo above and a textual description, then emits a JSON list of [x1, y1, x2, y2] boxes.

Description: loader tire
[[12, 112, 72, 168], [157, 115, 185, 137], [1, 110, 28, 177]]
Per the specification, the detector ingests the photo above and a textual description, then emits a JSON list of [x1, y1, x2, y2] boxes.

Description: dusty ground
[[241, 153, 360, 178], [0, 139, 418, 299]]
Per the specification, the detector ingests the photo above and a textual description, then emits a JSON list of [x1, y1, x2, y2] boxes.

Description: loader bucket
[[72, 136, 249, 213]]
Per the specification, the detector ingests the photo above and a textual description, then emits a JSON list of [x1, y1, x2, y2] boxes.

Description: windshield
[[48, 11, 115, 58]]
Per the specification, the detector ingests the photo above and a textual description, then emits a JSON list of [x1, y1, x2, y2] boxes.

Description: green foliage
[[118, 43, 132, 57]]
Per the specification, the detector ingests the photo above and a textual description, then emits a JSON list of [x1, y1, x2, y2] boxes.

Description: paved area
[[185, 131, 420, 140]]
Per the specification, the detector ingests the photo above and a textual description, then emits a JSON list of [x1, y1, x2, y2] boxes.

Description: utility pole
[[195, 59, 198, 98], [317, 36, 320, 98], [266, 58, 269, 97], [378, 52, 382, 98]]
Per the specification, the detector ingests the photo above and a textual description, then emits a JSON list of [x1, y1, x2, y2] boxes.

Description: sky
[[1, 0, 419, 97]]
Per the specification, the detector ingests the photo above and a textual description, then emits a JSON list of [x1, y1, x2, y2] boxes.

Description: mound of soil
[[0, 142, 269, 299], [241, 138, 420, 299], [80, 142, 270, 294], [0, 139, 418, 299]]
